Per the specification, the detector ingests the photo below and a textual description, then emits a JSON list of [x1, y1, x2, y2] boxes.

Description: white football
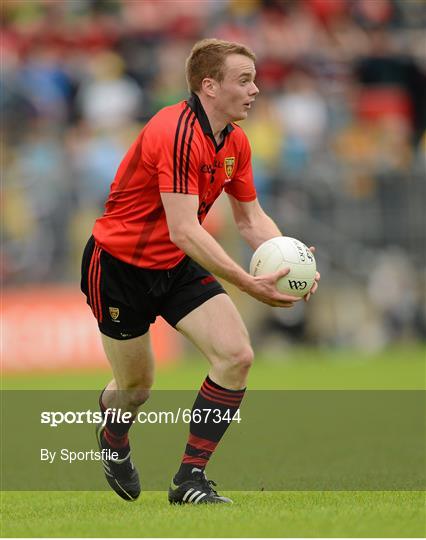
[[249, 236, 316, 297]]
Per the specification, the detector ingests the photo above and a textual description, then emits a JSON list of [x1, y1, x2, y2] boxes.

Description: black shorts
[[80, 236, 226, 340]]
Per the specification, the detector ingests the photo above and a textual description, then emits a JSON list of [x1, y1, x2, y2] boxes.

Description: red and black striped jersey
[[93, 93, 257, 269]]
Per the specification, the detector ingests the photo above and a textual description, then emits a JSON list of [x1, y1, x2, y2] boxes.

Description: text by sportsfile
[[40, 448, 119, 464]]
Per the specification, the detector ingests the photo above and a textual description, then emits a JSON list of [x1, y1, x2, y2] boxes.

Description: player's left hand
[[304, 246, 320, 302]]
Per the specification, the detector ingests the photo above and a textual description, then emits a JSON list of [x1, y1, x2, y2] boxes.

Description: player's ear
[[201, 77, 218, 98]]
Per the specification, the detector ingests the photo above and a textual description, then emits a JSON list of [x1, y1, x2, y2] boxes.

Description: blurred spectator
[[274, 69, 328, 174], [76, 50, 144, 128], [67, 121, 133, 210], [355, 27, 425, 142], [3, 121, 72, 282], [15, 45, 74, 123], [368, 249, 421, 342], [243, 98, 282, 199]]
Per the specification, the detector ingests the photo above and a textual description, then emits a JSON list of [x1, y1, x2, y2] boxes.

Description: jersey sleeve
[[224, 129, 257, 202], [148, 108, 201, 195]]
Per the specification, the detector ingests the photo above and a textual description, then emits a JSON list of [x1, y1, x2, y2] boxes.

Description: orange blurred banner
[[2, 286, 182, 373]]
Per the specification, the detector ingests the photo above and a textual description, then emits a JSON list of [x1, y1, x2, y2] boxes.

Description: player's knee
[[123, 387, 151, 409], [229, 345, 254, 373]]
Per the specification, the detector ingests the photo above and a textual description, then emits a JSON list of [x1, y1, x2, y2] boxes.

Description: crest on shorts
[[109, 307, 120, 320], [224, 157, 235, 178]]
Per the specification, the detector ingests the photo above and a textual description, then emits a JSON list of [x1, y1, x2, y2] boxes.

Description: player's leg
[[81, 236, 156, 501], [100, 331, 155, 414], [99, 331, 154, 464], [167, 293, 253, 504], [176, 293, 253, 389], [95, 332, 155, 502]]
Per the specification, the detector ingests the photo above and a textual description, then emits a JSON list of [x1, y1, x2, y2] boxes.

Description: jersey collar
[[187, 92, 234, 152]]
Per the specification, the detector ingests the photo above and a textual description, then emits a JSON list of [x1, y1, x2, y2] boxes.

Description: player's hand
[[304, 246, 320, 302], [245, 267, 302, 308]]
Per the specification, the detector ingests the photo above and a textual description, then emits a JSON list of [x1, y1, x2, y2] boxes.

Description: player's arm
[[227, 195, 282, 250], [160, 192, 301, 307], [228, 194, 320, 299]]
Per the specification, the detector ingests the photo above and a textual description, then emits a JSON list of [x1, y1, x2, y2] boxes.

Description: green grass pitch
[[2, 491, 424, 537], [2, 345, 425, 537]]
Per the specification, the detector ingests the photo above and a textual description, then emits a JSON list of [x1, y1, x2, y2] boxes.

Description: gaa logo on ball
[[288, 279, 308, 291], [249, 237, 316, 297]]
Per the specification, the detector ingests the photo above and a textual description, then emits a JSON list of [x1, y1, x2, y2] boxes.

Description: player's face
[[215, 54, 259, 122]]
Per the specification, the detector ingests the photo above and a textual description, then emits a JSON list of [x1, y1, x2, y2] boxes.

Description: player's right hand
[[244, 267, 302, 308]]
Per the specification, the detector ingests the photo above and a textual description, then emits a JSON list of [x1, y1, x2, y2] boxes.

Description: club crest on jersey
[[224, 157, 235, 179], [109, 307, 120, 321]]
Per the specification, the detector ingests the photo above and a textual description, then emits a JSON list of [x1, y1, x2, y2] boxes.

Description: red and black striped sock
[[99, 390, 134, 458], [174, 376, 245, 484]]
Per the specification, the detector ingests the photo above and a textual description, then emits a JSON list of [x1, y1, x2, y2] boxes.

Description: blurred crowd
[[2, 0, 425, 348]]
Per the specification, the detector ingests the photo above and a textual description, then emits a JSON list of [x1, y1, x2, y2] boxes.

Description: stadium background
[[2, 0, 425, 372]]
